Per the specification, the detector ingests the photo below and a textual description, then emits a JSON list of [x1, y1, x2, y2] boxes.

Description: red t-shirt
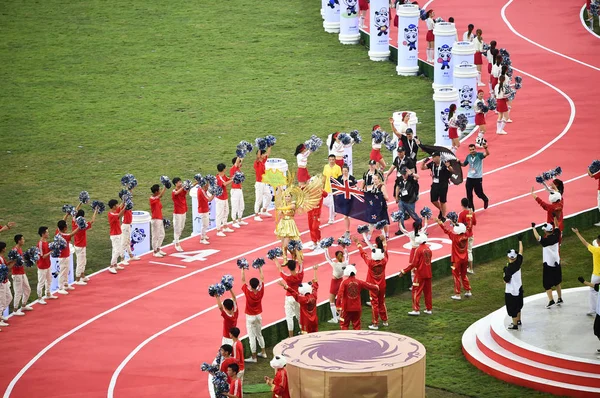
[[108, 211, 122, 235], [122, 209, 133, 224], [594, 172, 600, 190], [458, 210, 476, 238], [216, 174, 229, 200], [242, 283, 264, 315], [11, 246, 25, 275], [229, 378, 243, 398], [441, 224, 469, 263], [71, 220, 91, 247], [172, 189, 187, 214], [37, 240, 51, 270], [254, 156, 268, 182], [220, 357, 238, 384], [280, 270, 304, 297], [233, 340, 245, 371], [150, 196, 163, 219], [230, 166, 242, 189], [197, 188, 210, 213], [55, 230, 72, 258], [220, 305, 239, 338]]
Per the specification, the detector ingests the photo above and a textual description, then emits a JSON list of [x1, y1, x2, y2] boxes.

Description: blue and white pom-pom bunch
[[160, 176, 172, 189], [476, 101, 489, 114], [304, 135, 323, 152], [267, 247, 283, 260], [487, 97, 497, 111], [255, 135, 277, 151], [236, 140, 254, 158], [252, 257, 265, 269], [0, 265, 8, 282], [337, 236, 351, 247], [591, 1, 599, 17], [337, 133, 352, 146], [287, 239, 303, 252], [23, 247, 40, 267], [194, 173, 207, 187], [119, 189, 130, 200], [383, 133, 397, 152], [201, 363, 219, 373], [49, 234, 67, 257], [211, 372, 230, 398], [76, 216, 88, 230], [357, 224, 370, 234], [121, 173, 138, 190], [232, 171, 245, 185], [205, 175, 217, 186], [319, 237, 334, 249], [535, 166, 562, 184], [589, 160, 600, 176], [7, 249, 23, 266], [514, 76, 523, 91], [446, 211, 459, 224], [375, 220, 388, 230], [456, 114, 468, 132], [237, 257, 249, 270], [62, 204, 76, 217], [391, 210, 405, 223], [371, 129, 385, 144], [349, 129, 362, 144], [79, 191, 90, 204], [221, 275, 234, 291], [163, 219, 172, 229], [182, 179, 193, 191], [208, 283, 226, 297], [420, 207, 433, 219], [208, 182, 223, 197]]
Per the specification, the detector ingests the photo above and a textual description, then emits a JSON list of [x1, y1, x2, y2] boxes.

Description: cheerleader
[[425, 10, 436, 63], [494, 75, 509, 135], [359, 0, 369, 28], [389, 113, 410, 140], [473, 29, 485, 87], [294, 144, 311, 186], [370, 173, 390, 238], [328, 132, 352, 168], [398, 219, 428, 289], [370, 125, 386, 171], [462, 24, 475, 42], [486, 41, 497, 80], [474, 89, 487, 143], [500, 65, 514, 123], [447, 104, 460, 153], [490, 52, 502, 95], [323, 246, 349, 323]]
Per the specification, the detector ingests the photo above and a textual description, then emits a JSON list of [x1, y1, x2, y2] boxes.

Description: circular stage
[[273, 330, 426, 398]]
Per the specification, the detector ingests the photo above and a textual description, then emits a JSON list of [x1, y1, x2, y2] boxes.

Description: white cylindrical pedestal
[[323, 0, 341, 33], [265, 158, 289, 210], [451, 41, 475, 67], [433, 88, 459, 148], [368, 0, 390, 61], [396, 4, 420, 76], [190, 187, 217, 236], [321, 0, 326, 19], [391, 111, 419, 163], [453, 64, 478, 128], [432, 22, 457, 89], [51, 244, 74, 292], [339, 0, 360, 44], [128, 210, 152, 256]]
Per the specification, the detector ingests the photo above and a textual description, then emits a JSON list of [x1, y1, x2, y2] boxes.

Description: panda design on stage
[[437, 44, 452, 70], [441, 108, 450, 131], [403, 24, 418, 51], [459, 85, 474, 110], [130, 227, 147, 252], [343, 0, 357, 15], [374, 8, 389, 36]]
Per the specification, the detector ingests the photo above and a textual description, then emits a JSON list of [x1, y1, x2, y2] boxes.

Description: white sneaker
[[254, 216, 263, 222], [424, 310, 433, 315], [231, 223, 241, 229], [366, 301, 371, 307], [464, 291, 473, 298], [408, 311, 420, 316], [153, 252, 164, 258], [216, 232, 226, 237], [23, 305, 34, 311], [204, 236, 210, 240], [328, 219, 334, 225], [505, 119, 513, 123], [131, 256, 141, 261], [46, 295, 58, 300], [74, 280, 87, 286], [368, 324, 379, 330], [0, 320, 9, 326], [116, 265, 125, 270], [467, 269, 474, 274], [38, 299, 47, 306], [496, 131, 508, 135], [382, 322, 389, 327], [477, 82, 486, 87], [327, 318, 339, 324], [175, 245, 184, 252], [261, 212, 272, 217], [223, 228, 235, 233], [66, 285, 75, 291], [121, 259, 130, 266], [594, 222, 600, 227], [0, 316, 7, 321], [159, 250, 167, 256], [451, 295, 462, 300], [245, 357, 257, 363], [83, 276, 90, 282], [200, 239, 210, 245], [238, 221, 248, 226], [13, 309, 25, 316], [57, 288, 69, 295], [108, 267, 117, 274], [258, 352, 268, 359]]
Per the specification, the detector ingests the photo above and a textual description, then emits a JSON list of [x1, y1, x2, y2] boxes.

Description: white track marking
[[580, 4, 600, 39], [387, 250, 411, 255], [148, 261, 187, 269], [502, 0, 600, 72]]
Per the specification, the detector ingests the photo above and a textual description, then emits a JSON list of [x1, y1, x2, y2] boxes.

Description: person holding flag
[[334, 165, 358, 237]]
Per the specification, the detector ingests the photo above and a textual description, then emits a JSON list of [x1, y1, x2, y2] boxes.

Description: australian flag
[[331, 178, 388, 223]]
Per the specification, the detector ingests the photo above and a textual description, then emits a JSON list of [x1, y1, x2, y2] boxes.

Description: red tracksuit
[[338, 275, 378, 330], [272, 368, 290, 398], [290, 282, 319, 333], [458, 210, 476, 239], [307, 191, 328, 244], [402, 244, 433, 311], [440, 224, 471, 295], [359, 246, 389, 324]]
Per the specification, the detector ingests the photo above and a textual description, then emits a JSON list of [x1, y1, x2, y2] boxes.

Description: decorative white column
[[451, 40, 475, 67], [321, 0, 327, 19], [368, 0, 390, 61], [189, 187, 217, 236], [396, 4, 420, 76], [339, 0, 360, 44], [432, 22, 457, 89], [432, 87, 458, 148], [453, 63, 478, 129], [124, 210, 152, 258], [323, 0, 341, 33]]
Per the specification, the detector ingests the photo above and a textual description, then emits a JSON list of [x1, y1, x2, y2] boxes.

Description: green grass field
[[0, 0, 434, 300]]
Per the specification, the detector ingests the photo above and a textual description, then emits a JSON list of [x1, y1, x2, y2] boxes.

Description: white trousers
[[468, 237, 474, 263], [58, 257, 70, 288], [324, 193, 335, 221], [37, 268, 52, 297], [591, 274, 600, 313], [221, 337, 233, 347], [246, 314, 265, 353], [173, 213, 186, 243], [151, 219, 165, 251], [284, 295, 300, 331], [215, 198, 229, 229], [230, 189, 244, 220], [110, 234, 123, 265], [0, 281, 12, 314], [74, 246, 87, 277], [597, 190, 600, 213], [121, 224, 134, 257], [12, 274, 31, 308], [254, 182, 272, 213], [198, 212, 210, 238]]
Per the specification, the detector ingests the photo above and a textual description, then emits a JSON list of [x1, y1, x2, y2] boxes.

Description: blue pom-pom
[[237, 258, 249, 270], [446, 211, 458, 224], [163, 218, 172, 229], [553, 166, 562, 177], [482, 43, 490, 54], [91, 200, 105, 214], [420, 207, 432, 219], [374, 220, 388, 230], [592, 2, 599, 17], [383, 133, 397, 152], [267, 247, 283, 260], [76, 216, 88, 230], [212, 371, 230, 395], [337, 236, 351, 247], [79, 191, 90, 204], [201, 363, 219, 373], [194, 174, 207, 186], [252, 257, 265, 269], [391, 211, 404, 222], [420, 9, 428, 20], [205, 175, 216, 186], [215, 283, 226, 296], [183, 179, 193, 191], [265, 135, 277, 147], [515, 83, 522, 90], [338, 133, 352, 146], [160, 176, 172, 189], [535, 175, 544, 184], [118, 189, 130, 200], [128, 178, 138, 190], [514, 76, 522, 84], [121, 174, 134, 187], [304, 135, 323, 152], [124, 197, 134, 210], [62, 204, 76, 216], [8, 249, 23, 267], [349, 129, 362, 144], [208, 184, 223, 197], [49, 234, 67, 257], [232, 171, 245, 185], [357, 225, 369, 234], [371, 129, 384, 144], [456, 114, 468, 131], [255, 137, 267, 151], [22, 247, 40, 267], [208, 284, 219, 297], [221, 274, 234, 291], [0, 265, 8, 283], [242, 140, 253, 152], [542, 171, 552, 181], [287, 239, 303, 252], [319, 237, 334, 249], [589, 160, 600, 175], [487, 97, 497, 111], [235, 149, 246, 158]]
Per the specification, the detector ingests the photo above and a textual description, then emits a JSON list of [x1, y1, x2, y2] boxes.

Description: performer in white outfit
[[425, 10, 436, 63], [229, 156, 248, 228], [494, 74, 509, 135], [462, 24, 475, 42], [473, 29, 486, 87]]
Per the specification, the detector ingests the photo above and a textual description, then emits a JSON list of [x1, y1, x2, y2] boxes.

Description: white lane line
[[502, 0, 600, 72], [388, 250, 411, 255], [149, 261, 187, 269], [580, 4, 600, 39]]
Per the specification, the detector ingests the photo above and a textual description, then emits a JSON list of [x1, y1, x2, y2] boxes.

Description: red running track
[[2, 1, 600, 397]]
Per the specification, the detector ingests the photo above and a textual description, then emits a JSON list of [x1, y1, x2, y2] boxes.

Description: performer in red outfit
[[307, 190, 328, 250], [400, 233, 433, 315], [273, 257, 304, 337], [337, 264, 379, 330], [458, 199, 477, 274], [280, 264, 320, 333], [531, 188, 564, 234], [355, 235, 388, 329], [437, 219, 472, 300], [265, 356, 290, 398]]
